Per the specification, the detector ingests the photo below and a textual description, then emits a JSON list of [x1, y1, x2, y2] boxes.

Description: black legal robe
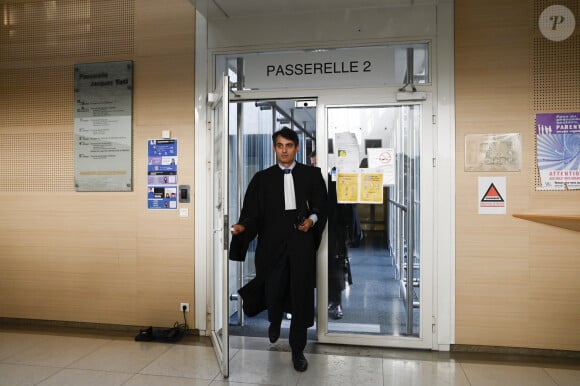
[[235, 162, 328, 328]]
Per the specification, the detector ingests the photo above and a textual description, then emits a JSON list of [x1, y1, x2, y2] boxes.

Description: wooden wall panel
[[455, 0, 580, 351], [0, 0, 197, 329]]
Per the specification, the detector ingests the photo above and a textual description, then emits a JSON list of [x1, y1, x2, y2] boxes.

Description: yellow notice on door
[[336, 173, 359, 203], [360, 173, 383, 203]]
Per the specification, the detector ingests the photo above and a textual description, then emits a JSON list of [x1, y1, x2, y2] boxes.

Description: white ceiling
[[195, 0, 426, 19]]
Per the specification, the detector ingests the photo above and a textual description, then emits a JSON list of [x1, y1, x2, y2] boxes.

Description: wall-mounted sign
[[478, 177, 507, 215], [464, 133, 521, 172], [147, 139, 178, 209], [536, 112, 580, 190], [244, 46, 393, 89], [74, 61, 133, 191]]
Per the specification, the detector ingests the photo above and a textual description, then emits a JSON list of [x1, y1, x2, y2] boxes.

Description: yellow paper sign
[[336, 173, 359, 203], [360, 173, 383, 203]]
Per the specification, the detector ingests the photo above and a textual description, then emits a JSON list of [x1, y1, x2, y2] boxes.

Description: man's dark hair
[[272, 127, 299, 146]]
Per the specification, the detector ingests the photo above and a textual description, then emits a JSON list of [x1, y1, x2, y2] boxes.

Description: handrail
[[387, 199, 408, 211]]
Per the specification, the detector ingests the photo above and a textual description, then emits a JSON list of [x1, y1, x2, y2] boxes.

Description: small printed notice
[[336, 171, 384, 204], [478, 177, 507, 215], [360, 173, 384, 203], [536, 112, 580, 190], [335, 132, 361, 171], [336, 173, 359, 203], [147, 139, 178, 209], [74, 61, 133, 191], [367, 148, 395, 185]]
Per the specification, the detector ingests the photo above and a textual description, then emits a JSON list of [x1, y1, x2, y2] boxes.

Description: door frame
[[195, 0, 455, 354], [315, 91, 436, 349], [212, 87, 439, 351]]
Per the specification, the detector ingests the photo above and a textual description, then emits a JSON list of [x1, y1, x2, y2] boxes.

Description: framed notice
[[464, 133, 521, 172], [74, 61, 133, 191]]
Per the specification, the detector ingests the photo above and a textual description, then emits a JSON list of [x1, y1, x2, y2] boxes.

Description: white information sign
[[334, 132, 361, 171], [367, 148, 395, 185], [478, 177, 507, 215]]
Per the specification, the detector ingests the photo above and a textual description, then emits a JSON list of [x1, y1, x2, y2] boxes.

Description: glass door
[[227, 98, 316, 338], [210, 75, 229, 377], [318, 99, 434, 349]]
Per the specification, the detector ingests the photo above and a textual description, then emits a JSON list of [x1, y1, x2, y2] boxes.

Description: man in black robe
[[231, 127, 327, 372]]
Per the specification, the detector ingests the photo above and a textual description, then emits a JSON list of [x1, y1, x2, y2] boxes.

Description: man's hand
[[231, 224, 245, 235], [297, 218, 314, 233]]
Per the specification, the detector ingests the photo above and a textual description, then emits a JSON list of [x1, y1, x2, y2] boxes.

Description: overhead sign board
[[244, 47, 395, 89]]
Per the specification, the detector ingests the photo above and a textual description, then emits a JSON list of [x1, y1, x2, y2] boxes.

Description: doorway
[[226, 98, 317, 339], [225, 96, 433, 350]]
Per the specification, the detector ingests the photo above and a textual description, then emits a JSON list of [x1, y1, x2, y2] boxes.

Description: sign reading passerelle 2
[[244, 46, 394, 89]]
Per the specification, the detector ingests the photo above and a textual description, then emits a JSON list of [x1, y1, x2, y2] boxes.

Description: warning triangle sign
[[481, 183, 504, 202]]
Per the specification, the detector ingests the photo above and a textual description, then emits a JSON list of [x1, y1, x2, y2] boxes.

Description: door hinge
[[432, 316, 437, 333], [223, 214, 229, 250], [432, 157, 436, 167], [432, 114, 437, 124]]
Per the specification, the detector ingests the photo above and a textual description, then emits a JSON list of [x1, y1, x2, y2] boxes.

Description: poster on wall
[[478, 177, 507, 215], [147, 139, 178, 209], [74, 61, 133, 191], [536, 112, 580, 190]]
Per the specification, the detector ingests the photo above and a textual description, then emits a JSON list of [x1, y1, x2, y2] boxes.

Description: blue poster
[[536, 113, 580, 190], [147, 139, 178, 209]]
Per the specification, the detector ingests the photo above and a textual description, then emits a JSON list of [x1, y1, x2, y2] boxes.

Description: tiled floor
[[1, 327, 579, 386]]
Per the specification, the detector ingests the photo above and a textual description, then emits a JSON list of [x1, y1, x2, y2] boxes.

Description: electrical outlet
[[180, 302, 190, 312]]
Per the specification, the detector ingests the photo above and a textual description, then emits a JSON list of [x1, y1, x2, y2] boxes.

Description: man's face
[[273, 135, 299, 167]]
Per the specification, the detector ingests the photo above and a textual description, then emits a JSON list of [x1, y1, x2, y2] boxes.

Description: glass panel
[[326, 104, 421, 337], [212, 99, 224, 337]]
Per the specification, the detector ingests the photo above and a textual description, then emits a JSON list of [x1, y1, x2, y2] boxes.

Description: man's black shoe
[[292, 352, 308, 372], [268, 322, 280, 343]]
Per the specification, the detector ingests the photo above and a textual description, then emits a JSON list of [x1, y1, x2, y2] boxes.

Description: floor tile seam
[[540, 367, 563, 386], [138, 369, 221, 382], [42, 367, 137, 386], [239, 347, 390, 365], [136, 345, 222, 381], [0, 361, 63, 370], [131, 343, 175, 375], [61, 367, 136, 376], [63, 337, 116, 369], [456, 362, 474, 386], [119, 372, 204, 385]]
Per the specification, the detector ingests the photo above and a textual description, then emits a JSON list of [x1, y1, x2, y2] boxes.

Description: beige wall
[[455, 0, 580, 351], [0, 0, 197, 328]]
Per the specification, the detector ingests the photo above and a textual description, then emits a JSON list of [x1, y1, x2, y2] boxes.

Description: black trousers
[[266, 248, 308, 354]]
